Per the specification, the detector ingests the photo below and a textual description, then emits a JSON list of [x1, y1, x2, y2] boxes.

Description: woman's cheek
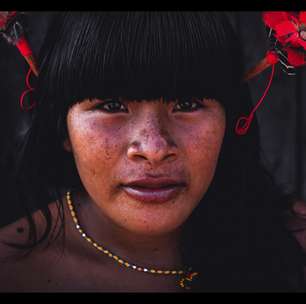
[[69, 118, 124, 183], [186, 120, 225, 198]]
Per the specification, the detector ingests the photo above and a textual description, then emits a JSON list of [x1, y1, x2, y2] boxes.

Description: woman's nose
[[127, 117, 178, 165]]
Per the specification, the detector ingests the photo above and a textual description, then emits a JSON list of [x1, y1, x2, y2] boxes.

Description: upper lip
[[122, 177, 186, 189]]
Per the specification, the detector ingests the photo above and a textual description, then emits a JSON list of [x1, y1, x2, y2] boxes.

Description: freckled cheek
[[185, 122, 225, 195], [69, 120, 125, 179]]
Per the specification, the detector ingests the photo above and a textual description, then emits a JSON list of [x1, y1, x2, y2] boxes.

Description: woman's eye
[[93, 99, 128, 113], [173, 99, 204, 112]]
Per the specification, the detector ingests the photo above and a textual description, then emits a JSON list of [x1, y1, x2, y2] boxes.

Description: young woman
[[0, 12, 305, 292]]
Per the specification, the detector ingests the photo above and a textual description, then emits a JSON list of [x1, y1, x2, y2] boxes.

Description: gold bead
[[157, 270, 163, 274], [124, 262, 130, 267], [171, 271, 177, 274], [164, 271, 170, 274], [150, 270, 156, 273], [113, 256, 119, 261], [118, 259, 124, 264]]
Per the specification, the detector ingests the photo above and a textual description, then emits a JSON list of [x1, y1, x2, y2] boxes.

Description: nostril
[[127, 139, 177, 163]]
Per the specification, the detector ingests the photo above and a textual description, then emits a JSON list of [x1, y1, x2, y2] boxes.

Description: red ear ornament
[[236, 11, 306, 136], [0, 11, 39, 76], [0, 11, 38, 111]]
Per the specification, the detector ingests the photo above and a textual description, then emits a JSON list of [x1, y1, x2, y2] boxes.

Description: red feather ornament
[[0, 11, 38, 110], [236, 11, 306, 135], [244, 11, 306, 81], [0, 11, 39, 76]]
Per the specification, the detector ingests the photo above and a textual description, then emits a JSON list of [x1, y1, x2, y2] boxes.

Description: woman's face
[[65, 97, 225, 236]]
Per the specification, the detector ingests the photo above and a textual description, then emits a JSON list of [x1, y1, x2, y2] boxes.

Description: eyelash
[[95, 100, 128, 113], [172, 99, 204, 112], [93, 99, 204, 113]]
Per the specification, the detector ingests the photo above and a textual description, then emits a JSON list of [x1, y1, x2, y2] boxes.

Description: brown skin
[[0, 97, 226, 292], [64, 97, 226, 267], [1, 97, 306, 291]]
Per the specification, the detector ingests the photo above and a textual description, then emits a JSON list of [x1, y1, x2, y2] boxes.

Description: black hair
[[9, 12, 306, 291]]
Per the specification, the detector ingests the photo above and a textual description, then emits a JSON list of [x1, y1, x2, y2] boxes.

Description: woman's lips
[[121, 185, 185, 204]]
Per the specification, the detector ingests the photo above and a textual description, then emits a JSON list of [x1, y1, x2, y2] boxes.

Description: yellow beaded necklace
[[65, 190, 199, 290]]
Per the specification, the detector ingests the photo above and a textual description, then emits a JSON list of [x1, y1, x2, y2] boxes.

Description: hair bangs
[[37, 12, 242, 110]]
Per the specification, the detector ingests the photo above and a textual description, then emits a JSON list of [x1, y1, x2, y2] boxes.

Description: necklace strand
[[66, 190, 198, 289]]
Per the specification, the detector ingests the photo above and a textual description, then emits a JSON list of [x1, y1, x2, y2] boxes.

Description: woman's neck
[[67, 190, 184, 270]]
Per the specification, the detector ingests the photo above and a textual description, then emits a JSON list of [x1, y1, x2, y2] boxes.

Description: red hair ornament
[[236, 11, 306, 135], [0, 11, 39, 76], [0, 11, 38, 110]]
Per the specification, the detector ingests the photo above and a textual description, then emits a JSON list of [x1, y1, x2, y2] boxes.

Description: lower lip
[[121, 185, 185, 204]]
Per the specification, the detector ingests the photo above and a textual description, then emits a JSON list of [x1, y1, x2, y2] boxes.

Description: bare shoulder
[[0, 202, 63, 291], [0, 215, 35, 291], [0, 217, 28, 252], [0, 202, 59, 255]]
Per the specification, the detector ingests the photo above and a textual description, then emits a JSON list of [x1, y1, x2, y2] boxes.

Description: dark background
[[0, 12, 305, 227]]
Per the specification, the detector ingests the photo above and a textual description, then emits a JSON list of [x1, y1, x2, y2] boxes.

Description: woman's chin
[[120, 222, 183, 237], [110, 203, 190, 237]]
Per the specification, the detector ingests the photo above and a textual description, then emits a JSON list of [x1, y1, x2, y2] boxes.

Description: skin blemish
[[90, 168, 97, 178], [16, 227, 25, 234], [104, 138, 112, 160]]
